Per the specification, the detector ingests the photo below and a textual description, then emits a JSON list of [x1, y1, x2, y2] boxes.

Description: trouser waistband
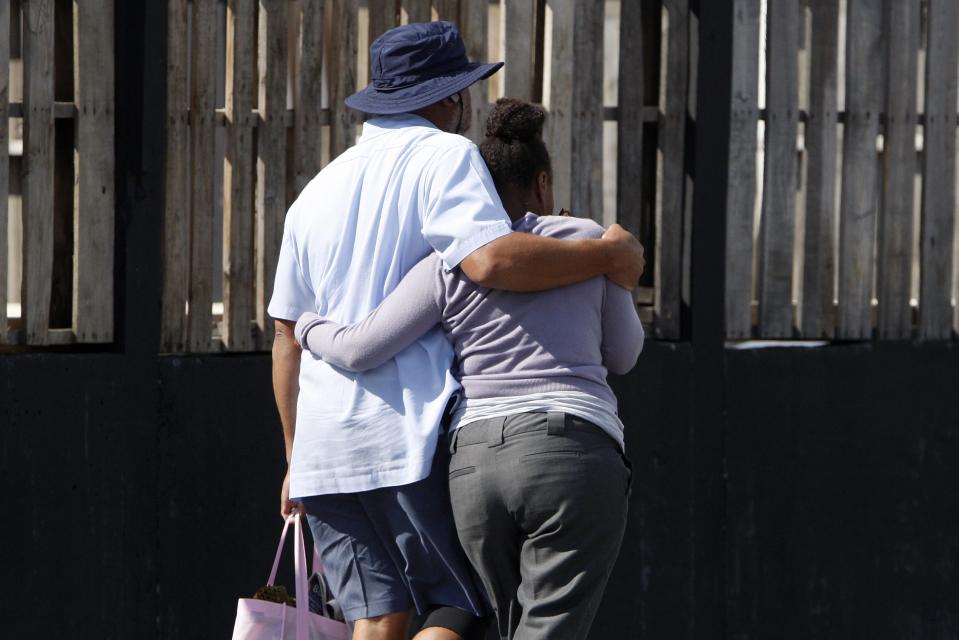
[[450, 411, 606, 452]]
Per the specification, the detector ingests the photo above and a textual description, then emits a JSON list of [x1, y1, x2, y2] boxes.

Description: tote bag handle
[[266, 514, 312, 640]]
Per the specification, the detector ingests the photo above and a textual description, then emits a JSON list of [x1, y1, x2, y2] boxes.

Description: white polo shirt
[[268, 114, 512, 498]]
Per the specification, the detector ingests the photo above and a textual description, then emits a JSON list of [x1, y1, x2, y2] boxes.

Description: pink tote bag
[[232, 514, 351, 640]]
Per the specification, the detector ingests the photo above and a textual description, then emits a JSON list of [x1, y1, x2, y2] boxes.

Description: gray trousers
[[448, 412, 631, 640]]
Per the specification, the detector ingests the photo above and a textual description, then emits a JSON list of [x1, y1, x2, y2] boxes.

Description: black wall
[[2, 1, 958, 638]]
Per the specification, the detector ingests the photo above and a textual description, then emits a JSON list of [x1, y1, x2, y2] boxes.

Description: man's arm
[[459, 223, 645, 292], [272, 318, 301, 518]]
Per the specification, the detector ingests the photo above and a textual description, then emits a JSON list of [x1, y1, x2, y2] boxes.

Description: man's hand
[[280, 467, 303, 519], [602, 224, 645, 290]]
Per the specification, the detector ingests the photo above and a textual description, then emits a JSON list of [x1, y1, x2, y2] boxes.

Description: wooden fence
[[159, 0, 693, 352], [0, 0, 115, 346], [727, 0, 959, 340]]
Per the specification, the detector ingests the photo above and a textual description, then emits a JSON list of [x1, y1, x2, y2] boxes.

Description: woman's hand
[[294, 312, 323, 351]]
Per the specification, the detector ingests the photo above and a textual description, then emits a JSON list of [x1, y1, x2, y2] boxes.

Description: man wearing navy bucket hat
[[269, 21, 644, 640]]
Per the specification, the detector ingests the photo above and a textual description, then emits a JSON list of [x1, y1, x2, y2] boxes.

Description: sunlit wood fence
[[159, 0, 693, 352], [727, 0, 959, 340], [0, 0, 115, 346]]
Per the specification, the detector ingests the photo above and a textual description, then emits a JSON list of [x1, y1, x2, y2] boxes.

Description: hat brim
[[344, 61, 504, 115]]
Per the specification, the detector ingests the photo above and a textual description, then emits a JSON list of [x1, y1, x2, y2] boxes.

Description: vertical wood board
[[22, 0, 56, 345], [877, 0, 919, 339], [73, 0, 115, 343], [504, 0, 536, 101], [801, 0, 839, 338], [330, 0, 358, 159], [546, 0, 573, 212], [919, 0, 957, 339], [294, 0, 324, 195], [724, 0, 761, 338], [616, 0, 644, 239], [402, 0, 431, 23], [369, 0, 398, 45], [569, 0, 604, 222], [162, 0, 191, 352], [223, 0, 256, 350], [838, 0, 883, 339], [655, 0, 688, 339], [188, 0, 217, 351], [256, 0, 289, 345], [460, 0, 489, 144], [758, 0, 800, 337], [0, 0, 9, 340], [432, 0, 459, 22]]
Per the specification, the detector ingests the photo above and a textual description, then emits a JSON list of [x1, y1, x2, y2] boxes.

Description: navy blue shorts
[[301, 442, 488, 623]]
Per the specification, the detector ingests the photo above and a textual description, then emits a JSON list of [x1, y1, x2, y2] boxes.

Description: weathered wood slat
[[223, 0, 255, 351], [920, 0, 958, 340], [256, 0, 289, 345], [724, 0, 761, 338], [294, 0, 324, 195], [188, 0, 217, 352], [460, 0, 489, 143], [504, 0, 536, 101], [654, 0, 688, 340], [402, 0, 431, 23], [0, 0, 9, 342], [838, 0, 883, 339], [616, 0, 643, 239], [545, 0, 574, 212], [800, 0, 839, 339], [877, 0, 919, 339], [330, 0, 358, 159], [369, 0, 398, 44], [162, 0, 190, 353], [73, 0, 115, 343], [22, 0, 55, 345], [432, 0, 459, 23], [758, 0, 800, 337], [569, 0, 604, 222]]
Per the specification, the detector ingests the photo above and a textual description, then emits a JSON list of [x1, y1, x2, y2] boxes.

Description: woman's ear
[[535, 171, 552, 212]]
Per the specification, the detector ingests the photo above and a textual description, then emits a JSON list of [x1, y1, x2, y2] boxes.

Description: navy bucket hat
[[345, 21, 503, 115]]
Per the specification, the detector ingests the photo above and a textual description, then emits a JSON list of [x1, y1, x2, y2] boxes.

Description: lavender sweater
[[296, 214, 645, 409]]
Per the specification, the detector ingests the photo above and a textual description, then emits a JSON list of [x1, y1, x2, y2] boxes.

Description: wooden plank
[[368, 0, 398, 45], [837, 0, 883, 339], [0, 0, 9, 342], [294, 0, 324, 195], [724, 0, 761, 339], [162, 0, 190, 353], [256, 0, 289, 345], [569, 0, 604, 222], [432, 0, 459, 23], [504, 0, 536, 101], [22, 0, 55, 345], [757, 0, 800, 337], [654, 0, 688, 339], [402, 0, 431, 23], [616, 0, 643, 237], [919, 0, 957, 340], [460, 0, 489, 143], [73, 0, 115, 343], [877, 0, 919, 339], [188, 0, 217, 352], [330, 0, 358, 159], [222, 0, 255, 351], [800, 0, 839, 339], [50, 0, 72, 329]]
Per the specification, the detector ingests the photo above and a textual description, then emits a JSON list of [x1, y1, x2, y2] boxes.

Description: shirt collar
[[359, 113, 439, 142]]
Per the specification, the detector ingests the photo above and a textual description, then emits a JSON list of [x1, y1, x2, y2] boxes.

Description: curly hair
[[479, 98, 551, 196]]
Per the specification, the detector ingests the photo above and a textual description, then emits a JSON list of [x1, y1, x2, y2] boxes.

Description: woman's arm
[[600, 280, 645, 375], [294, 256, 443, 372]]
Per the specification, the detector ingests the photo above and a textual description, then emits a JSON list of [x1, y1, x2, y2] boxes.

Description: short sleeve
[[267, 215, 315, 322], [421, 144, 513, 270]]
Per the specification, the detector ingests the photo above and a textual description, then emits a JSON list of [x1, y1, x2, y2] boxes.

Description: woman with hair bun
[[295, 97, 644, 640]]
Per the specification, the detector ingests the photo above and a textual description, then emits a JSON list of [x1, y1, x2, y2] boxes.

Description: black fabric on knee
[[421, 605, 490, 640]]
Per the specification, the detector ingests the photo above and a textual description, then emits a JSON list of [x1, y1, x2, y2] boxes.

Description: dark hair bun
[[485, 97, 545, 142]]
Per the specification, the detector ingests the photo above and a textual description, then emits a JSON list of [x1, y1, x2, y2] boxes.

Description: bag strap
[[293, 513, 311, 640], [267, 515, 295, 586]]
